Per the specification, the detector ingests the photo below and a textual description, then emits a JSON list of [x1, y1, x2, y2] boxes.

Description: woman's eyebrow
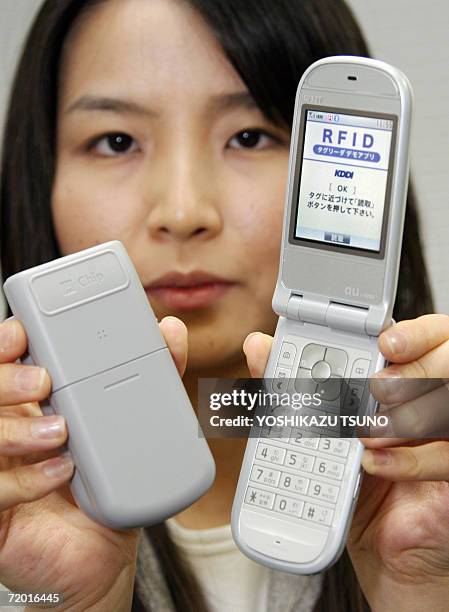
[[64, 91, 257, 117], [64, 95, 158, 117], [205, 91, 258, 114]]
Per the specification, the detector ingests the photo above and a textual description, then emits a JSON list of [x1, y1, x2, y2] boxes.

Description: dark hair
[[0, 1, 433, 611]]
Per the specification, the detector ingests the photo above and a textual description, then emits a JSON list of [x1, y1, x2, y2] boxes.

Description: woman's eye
[[228, 129, 277, 150], [90, 133, 139, 156]]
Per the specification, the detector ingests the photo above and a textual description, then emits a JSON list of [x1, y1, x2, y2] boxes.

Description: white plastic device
[[4, 241, 215, 529], [231, 56, 412, 573]]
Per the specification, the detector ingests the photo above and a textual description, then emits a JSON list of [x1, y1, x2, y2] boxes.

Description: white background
[[1, 0, 448, 314]]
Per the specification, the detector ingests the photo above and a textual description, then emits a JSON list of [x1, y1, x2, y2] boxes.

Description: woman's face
[[52, 0, 290, 371]]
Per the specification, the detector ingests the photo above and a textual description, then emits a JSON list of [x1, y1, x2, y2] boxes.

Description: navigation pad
[[296, 343, 348, 401]]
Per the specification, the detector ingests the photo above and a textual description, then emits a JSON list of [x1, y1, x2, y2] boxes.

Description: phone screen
[[292, 108, 396, 255]]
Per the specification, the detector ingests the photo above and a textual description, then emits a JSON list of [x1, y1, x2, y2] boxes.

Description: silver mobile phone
[[4, 241, 215, 529], [231, 56, 412, 573]]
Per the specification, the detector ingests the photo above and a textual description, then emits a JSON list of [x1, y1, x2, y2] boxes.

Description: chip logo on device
[[30, 250, 129, 315]]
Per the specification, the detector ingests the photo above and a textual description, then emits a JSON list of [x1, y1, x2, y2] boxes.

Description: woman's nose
[[145, 153, 223, 242]]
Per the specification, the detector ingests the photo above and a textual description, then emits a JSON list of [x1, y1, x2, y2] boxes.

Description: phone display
[[293, 109, 396, 254]]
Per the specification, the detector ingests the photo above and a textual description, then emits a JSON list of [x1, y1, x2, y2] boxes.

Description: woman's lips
[[145, 272, 235, 311]]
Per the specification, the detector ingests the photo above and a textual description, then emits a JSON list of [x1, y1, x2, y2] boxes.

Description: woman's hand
[[352, 314, 449, 611], [243, 317, 449, 612], [0, 316, 187, 611]]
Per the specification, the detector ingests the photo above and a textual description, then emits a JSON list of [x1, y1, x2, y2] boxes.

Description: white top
[[166, 518, 270, 612]]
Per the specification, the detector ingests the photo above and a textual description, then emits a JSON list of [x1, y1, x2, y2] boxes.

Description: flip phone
[[232, 56, 412, 573], [3, 241, 215, 529]]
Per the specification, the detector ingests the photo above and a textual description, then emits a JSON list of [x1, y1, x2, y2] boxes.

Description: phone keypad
[[244, 338, 372, 530]]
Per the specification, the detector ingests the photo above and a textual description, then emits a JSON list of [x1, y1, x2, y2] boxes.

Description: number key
[[285, 450, 315, 472], [279, 472, 309, 495], [250, 465, 281, 487], [261, 424, 292, 441], [256, 443, 286, 465], [290, 428, 320, 450], [310, 479, 339, 503], [313, 458, 345, 480], [319, 438, 350, 457], [274, 494, 304, 518]]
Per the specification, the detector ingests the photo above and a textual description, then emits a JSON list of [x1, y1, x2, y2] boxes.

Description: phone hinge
[[287, 295, 370, 335]]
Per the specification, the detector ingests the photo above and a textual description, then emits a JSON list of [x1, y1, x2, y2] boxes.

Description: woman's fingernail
[[371, 373, 405, 401], [15, 367, 46, 392], [385, 331, 407, 355], [0, 322, 15, 353], [42, 453, 74, 479], [161, 316, 181, 329], [245, 332, 260, 342], [31, 415, 65, 439], [365, 449, 391, 466], [367, 416, 396, 438]]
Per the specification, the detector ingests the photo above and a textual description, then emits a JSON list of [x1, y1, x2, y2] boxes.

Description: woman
[[1, 0, 449, 610]]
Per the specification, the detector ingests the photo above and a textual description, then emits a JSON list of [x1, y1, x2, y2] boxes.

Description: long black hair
[[0, 1, 433, 611]]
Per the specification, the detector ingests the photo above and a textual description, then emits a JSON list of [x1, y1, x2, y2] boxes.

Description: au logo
[[345, 286, 360, 297]]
